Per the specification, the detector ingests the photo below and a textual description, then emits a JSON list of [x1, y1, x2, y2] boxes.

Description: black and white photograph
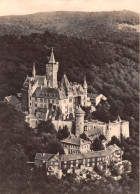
[[0, 0, 139, 194]]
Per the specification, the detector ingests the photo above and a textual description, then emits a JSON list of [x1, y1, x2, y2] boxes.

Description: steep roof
[[75, 106, 85, 114], [33, 87, 67, 100], [61, 73, 70, 88], [23, 75, 46, 88], [49, 48, 56, 64], [34, 75, 46, 85]]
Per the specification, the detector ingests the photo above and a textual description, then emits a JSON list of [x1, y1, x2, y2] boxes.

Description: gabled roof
[[33, 87, 67, 100], [84, 126, 103, 137], [61, 135, 90, 146], [35, 144, 121, 163]]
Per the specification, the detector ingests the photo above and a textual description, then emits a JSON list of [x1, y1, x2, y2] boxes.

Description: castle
[[21, 48, 91, 119], [21, 48, 129, 144]]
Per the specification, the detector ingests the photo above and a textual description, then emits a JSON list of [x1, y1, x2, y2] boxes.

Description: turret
[[32, 63, 36, 78], [83, 75, 87, 106], [117, 115, 121, 122], [46, 48, 59, 88], [83, 75, 87, 90], [75, 106, 85, 136]]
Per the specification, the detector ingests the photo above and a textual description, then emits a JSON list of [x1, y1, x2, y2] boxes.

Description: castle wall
[[121, 121, 129, 138], [87, 121, 107, 135], [107, 122, 121, 141]]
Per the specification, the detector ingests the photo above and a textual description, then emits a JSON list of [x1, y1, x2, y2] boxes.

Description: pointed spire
[[32, 62, 36, 78], [83, 75, 87, 89], [49, 48, 56, 64], [117, 115, 121, 122]]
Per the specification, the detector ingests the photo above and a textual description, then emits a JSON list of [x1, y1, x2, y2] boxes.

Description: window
[[52, 100, 54, 104], [35, 104, 37, 107], [40, 98, 43, 103], [35, 98, 37, 102], [30, 103, 31, 106], [56, 100, 59, 104]]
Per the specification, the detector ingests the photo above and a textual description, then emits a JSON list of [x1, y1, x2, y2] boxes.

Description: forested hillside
[[0, 10, 139, 194], [0, 11, 139, 39], [0, 30, 138, 121]]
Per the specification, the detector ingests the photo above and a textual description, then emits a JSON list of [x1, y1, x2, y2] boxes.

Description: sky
[[0, 0, 139, 16]]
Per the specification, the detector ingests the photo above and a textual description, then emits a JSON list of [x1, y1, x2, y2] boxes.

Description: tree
[[57, 125, 70, 140], [91, 138, 104, 151], [108, 136, 121, 147], [37, 119, 57, 135]]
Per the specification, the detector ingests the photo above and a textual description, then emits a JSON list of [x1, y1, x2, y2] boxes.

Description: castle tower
[[83, 75, 87, 106], [75, 106, 85, 136], [83, 75, 87, 90], [32, 63, 36, 78], [46, 48, 59, 88]]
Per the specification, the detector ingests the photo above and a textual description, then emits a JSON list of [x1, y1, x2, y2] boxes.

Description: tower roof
[[75, 106, 85, 114], [116, 115, 121, 122], [32, 63, 36, 78], [83, 75, 87, 89], [49, 48, 56, 64]]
